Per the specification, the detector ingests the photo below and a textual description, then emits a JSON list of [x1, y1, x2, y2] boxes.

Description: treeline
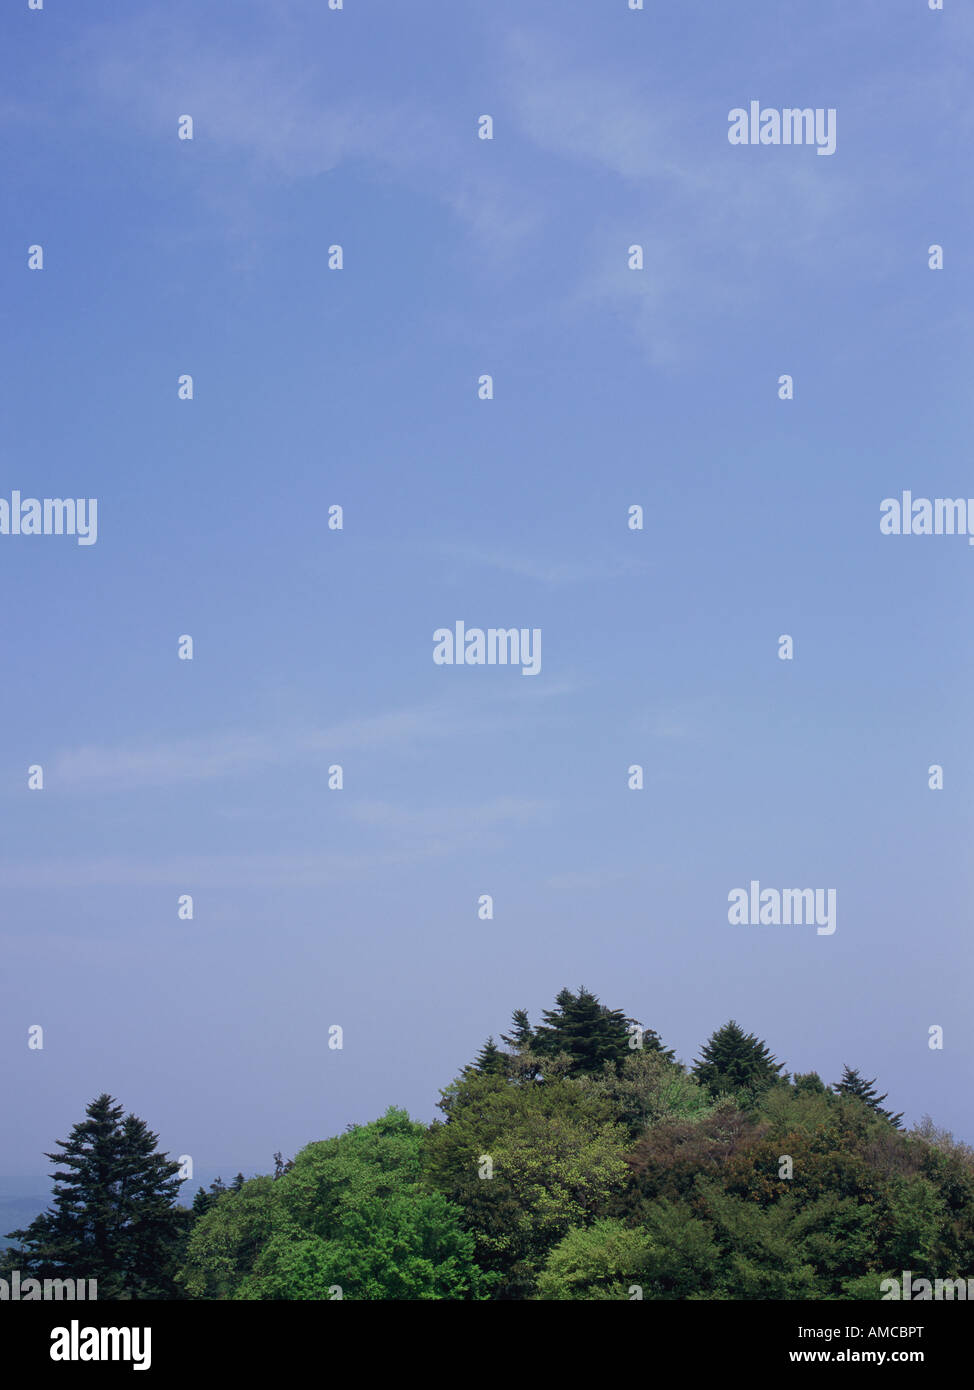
[[5, 987, 973, 1300]]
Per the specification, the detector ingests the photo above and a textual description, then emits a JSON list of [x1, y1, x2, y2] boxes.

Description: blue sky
[[2, 0, 973, 1179]]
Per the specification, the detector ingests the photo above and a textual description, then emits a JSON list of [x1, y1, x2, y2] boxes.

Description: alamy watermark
[[880, 493, 974, 544], [433, 621, 541, 676], [728, 102, 836, 156], [1, 1270, 96, 1300], [0, 491, 98, 545], [728, 881, 836, 936], [881, 1271, 974, 1300], [50, 1320, 150, 1371]]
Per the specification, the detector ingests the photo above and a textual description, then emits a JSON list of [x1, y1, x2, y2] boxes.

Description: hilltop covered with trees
[[5, 988, 972, 1300]]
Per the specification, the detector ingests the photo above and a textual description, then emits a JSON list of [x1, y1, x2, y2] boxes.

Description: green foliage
[[470, 1037, 507, 1077], [179, 1176, 278, 1299], [539, 1199, 723, 1301], [500, 1009, 535, 1053], [755, 1079, 834, 1138], [531, 986, 670, 1076], [535, 1219, 651, 1300], [881, 1176, 946, 1272], [910, 1118, 974, 1271], [626, 1103, 756, 1208], [688, 1181, 821, 1299], [1, 1093, 187, 1300], [834, 1066, 903, 1128], [11, 996, 973, 1302], [178, 1109, 487, 1301], [692, 1020, 785, 1101], [573, 1049, 712, 1139], [423, 1069, 629, 1297], [793, 1071, 830, 1098], [191, 1176, 231, 1218]]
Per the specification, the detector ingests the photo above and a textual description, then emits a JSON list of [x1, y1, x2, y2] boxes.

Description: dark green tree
[[692, 1020, 785, 1099], [3, 1094, 188, 1299], [471, 1037, 508, 1076], [191, 1177, 229, 1217], [500, 1009, 535, 1052], [834, 1066, 903, 1128], [531, 986, 665, 1077]]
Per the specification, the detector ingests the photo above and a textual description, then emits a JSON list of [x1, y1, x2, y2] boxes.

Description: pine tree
[[531, 987, 664, 1077], [472, 1037, 508, 1076], [2, 1094, 188, 1299], [692, 1020, 785, 1098], [834, 1066, 903, 1128], [500, 1008, 535, 1053], [191, 1177, 228, 1216]]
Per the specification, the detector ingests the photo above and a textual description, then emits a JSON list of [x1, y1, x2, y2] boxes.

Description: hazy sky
[[2, 0, 972, 1178]]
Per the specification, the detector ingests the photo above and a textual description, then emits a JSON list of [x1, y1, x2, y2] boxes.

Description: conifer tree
[[500, 1008, 535, 1053], [532, 987, 667, 1077], [3, 1093, 187, 1299], [834, 1065, 903, 1128], [191, 1177, 229, 1216], [692, 1020, 785, 1098], [472, 1037, 508, 1076]]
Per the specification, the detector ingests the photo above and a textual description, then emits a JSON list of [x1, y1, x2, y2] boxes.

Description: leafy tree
[[625, 1103, 756, 1209], [834, 1066, 903, 1128], [179, 1176, 278, 1299], [535, 1218, 652, 1300], [793, 1071, 830, 1098], [692, 1020, 785, 1100], [573, 1049, 712, 1139], [910, 1121, 974, 1273], [688, 1181, 820, 1299], [180, 1109, 488, 1300], [536, 1205, 723, 1301], [249, 1187, 485, 1300], [424, 1069, 629, 1296], [756, 1079, 834, 1138], [2, 1094, 187, 1299], [881, 1176, 945, 1273], [636, 1197, 727, 1299]]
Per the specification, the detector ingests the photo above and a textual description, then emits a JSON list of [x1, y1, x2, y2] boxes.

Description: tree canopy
[[7, 992, 966, 1303]]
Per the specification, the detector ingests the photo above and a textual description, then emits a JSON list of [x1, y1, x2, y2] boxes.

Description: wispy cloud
[[0, 797, 553, 889], [47, 691, 569, 793], [440, 542, 650, 586], [79, 8, 546, 267], [493, 27, 866, 361]]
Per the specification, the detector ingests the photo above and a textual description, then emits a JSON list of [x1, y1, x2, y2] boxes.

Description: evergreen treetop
[[471, 1037, 508, 1076], [529, 986, 672, 1077], [692, 1020, 785, 1099], [834, 1065, 904, 1128]]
